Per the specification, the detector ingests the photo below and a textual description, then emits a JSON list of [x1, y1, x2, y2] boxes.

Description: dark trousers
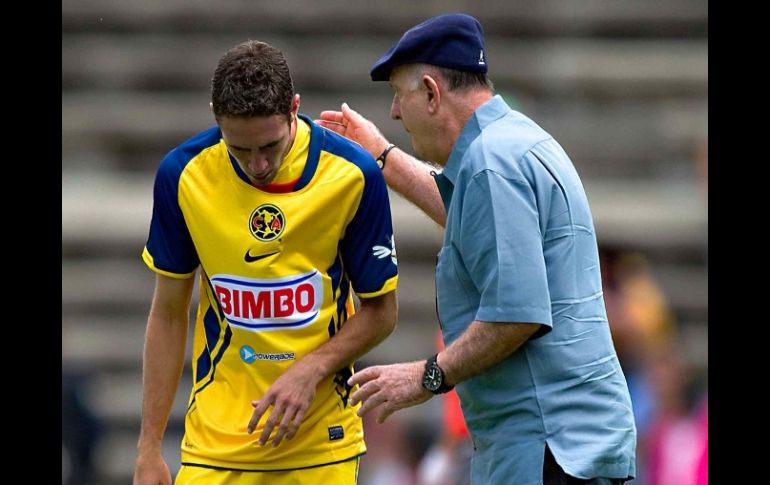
[[543, 445, 627, 485]]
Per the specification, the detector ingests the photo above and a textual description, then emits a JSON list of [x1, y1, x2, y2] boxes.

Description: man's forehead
[[220, 116, 289, 146], [389, 65, 419, 87]]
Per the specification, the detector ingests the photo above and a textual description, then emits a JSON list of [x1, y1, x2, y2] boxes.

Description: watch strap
[[425, 353, 454, 394], [376, 143, 396, 170]]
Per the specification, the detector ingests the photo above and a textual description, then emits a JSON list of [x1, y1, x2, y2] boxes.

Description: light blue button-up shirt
[[435, 95, 636, 484]]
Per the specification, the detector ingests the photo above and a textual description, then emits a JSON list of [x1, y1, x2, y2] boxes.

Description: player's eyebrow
[[230, 139, 281, 151]]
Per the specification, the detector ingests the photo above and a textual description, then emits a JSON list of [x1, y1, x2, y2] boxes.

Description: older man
[[319, 13, 636, 485]]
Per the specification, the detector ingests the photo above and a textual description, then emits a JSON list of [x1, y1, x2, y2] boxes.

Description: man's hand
[[247, 364, 319, 447], [347, 361, 432, 424], [317, 103, 390, 159], [133, 451, 172, 485]]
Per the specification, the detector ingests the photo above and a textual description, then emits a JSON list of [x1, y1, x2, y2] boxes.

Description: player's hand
[[347, 361, 432, 424], [133, 451, 172, 485], [317, 103, 390, 159], [247, 364, 319, 447]]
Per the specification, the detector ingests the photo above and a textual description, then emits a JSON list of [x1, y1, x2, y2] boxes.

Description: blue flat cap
[[370, 13, 487, 81]]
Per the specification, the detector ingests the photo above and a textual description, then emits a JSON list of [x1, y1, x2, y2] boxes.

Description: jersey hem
[[356, 275, 398, 299], [142, 247, 196, 279], [180, 451, 366, 472]]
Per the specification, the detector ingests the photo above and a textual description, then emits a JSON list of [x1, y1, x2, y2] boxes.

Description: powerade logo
[[240, 345, 258, 363], [211, 270, 323, 332], [239, 345, 295, 364]]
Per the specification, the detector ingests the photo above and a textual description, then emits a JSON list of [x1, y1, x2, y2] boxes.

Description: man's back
[[436, 96, 636, 483]]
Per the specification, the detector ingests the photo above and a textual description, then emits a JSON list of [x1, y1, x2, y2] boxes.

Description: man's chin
[[252, 174, 275, 186]]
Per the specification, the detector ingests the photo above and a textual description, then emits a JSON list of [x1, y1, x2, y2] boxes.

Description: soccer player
[[133, 40, 398, 485]]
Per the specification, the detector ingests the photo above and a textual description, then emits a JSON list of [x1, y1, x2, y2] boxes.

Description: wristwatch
[[422, 353, 454, 394], [376, 143, 396, 170]]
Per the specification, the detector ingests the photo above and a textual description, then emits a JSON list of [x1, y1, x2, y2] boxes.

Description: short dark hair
[[211, 40, 294, 119], [433, 66, 494, 92]]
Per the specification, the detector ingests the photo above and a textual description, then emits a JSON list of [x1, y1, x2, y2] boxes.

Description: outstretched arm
[[134, 274, 195, 485], [348, 320, 541, 424], [318, 103, 446, 227]]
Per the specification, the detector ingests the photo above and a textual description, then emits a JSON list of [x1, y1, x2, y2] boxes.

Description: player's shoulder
[[313, 120, 380, 177], [158, 125, 222, 178]]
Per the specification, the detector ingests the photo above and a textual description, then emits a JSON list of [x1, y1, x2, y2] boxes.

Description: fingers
[[247, 398, 271, 434], [316, 108, 346, 136], [348, 367, 381, 407], [318, 110, 344, 124], [377, 404, 398, 424], [316, 119, 345, 135], [341, 102, 358, 118], [348, 367, 388, 418], [283, 412, 304, 442], [270, 412, 292, 446], [318, 102, 360, 127], [350, 379, 377, 406], [258, 408, 280, 446], [249, 398, 308, 447], [271, 405, 306, 446], [355, 386, 388, 418], [347, 366, 379, 388]]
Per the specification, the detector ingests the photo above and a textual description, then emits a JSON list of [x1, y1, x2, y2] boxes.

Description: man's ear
[[422, 75, 441, 114]]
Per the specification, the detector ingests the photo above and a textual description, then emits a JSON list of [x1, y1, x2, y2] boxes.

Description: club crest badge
[[249, 204, 285, 241]]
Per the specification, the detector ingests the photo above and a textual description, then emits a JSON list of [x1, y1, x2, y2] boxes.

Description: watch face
[[423, 364, 443, 391]]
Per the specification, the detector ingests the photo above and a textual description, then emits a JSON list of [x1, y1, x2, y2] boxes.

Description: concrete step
[[63, 303, 440, 371], [63, 173, 706, 252], [62, 0, 707, 36], [88, 371, 191, 426], [61, 254, 706, 324], [61, 172, 443, 253], [62, 90, 707, 178], [61, 254, 439, 311], [63, 33, 707, 95], [77, 325, 440, 428], [89, 427, 183, 485], [63, 317, 156, 370], [62, 253, 705, 381], [62, 259, 157, 312]]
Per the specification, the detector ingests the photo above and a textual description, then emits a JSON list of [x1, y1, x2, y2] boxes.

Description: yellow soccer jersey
[[142, 115, 398, 471]]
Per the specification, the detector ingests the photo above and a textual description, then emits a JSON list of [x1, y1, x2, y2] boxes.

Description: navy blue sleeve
[[341, 158, 398, 296], [144, 148, 199, 276]]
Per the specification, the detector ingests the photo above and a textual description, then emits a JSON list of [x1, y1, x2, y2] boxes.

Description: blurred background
[[62, 1, 708, 484]]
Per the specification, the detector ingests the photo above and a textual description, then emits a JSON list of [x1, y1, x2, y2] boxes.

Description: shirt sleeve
[[142, 150, 199, 279], [340, 161, 398, 298], [458, 169, 552, 327]]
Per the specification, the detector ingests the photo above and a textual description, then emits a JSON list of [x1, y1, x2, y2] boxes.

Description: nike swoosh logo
[[244, 250, 279, 263]]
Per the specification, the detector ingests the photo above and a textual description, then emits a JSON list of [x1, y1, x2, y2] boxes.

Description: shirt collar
[[442, 94, 510, 184]]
